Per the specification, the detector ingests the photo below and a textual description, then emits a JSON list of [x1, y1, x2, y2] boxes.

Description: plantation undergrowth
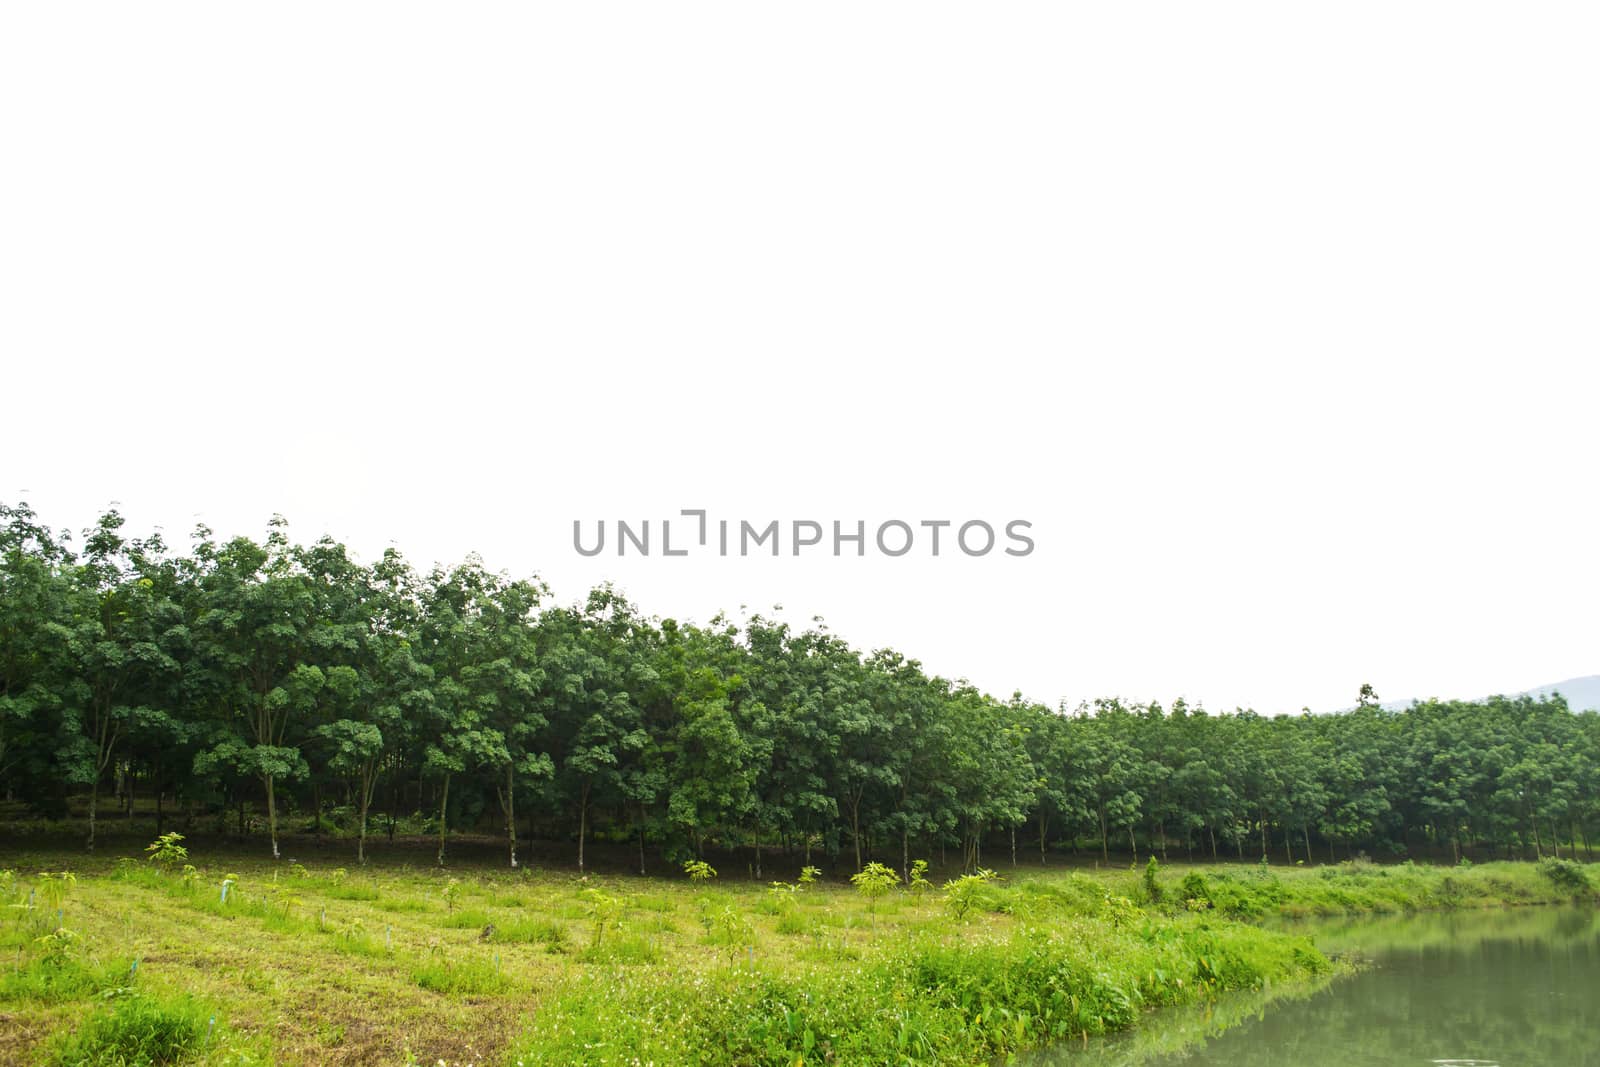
[[0, 845, 1589, 1066]]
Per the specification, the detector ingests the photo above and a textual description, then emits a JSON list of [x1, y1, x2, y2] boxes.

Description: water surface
[[1020, 905, 1600, 1066]]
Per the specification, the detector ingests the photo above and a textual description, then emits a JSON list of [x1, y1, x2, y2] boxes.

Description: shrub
[[1537, 857, 1591, 893], [1142, 857, 1163, 904], [1179, 871, 1213, 910]]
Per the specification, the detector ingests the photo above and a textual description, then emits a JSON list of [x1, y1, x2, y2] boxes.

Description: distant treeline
[[2, 502, 1596, 872]]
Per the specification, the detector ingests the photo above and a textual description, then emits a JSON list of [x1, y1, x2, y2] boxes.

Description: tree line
[[3, 502, 1597, 873]]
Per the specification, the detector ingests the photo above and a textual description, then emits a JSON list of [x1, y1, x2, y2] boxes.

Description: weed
[[413, 956, 515, 996], [44, 992, 226, 1065]]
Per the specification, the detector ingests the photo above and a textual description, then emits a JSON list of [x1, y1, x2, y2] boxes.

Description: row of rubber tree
[[3, 501, 1598, 874]]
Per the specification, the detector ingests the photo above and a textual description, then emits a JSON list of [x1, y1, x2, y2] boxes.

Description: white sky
[[3, 4, 1597, 715]]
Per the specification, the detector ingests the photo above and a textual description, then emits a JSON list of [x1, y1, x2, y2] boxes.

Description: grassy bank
[[0, 847, 1591, 1066]]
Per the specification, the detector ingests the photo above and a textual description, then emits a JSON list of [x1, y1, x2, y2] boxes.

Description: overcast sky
[[4, 4, 1597, 716]]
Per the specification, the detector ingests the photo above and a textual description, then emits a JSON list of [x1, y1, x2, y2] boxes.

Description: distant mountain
[[1514, 675, 1600, 712], [1378, 675, 1600, 713]]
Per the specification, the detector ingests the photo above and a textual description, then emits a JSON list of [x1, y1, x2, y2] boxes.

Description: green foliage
[[850, 862, 899, 909], [144, 832, 189, 870], [1142, 856, 1164, 904], [1179, 871, 1213, 910], [683, 859, 717, 884], [37, 871, 77, 915], [908, 860, 932, 896], [1536, 857, 1591, 893], [943, 868, 999, 922], [578, 886, 624, 950], [35, 926, 81, 966]]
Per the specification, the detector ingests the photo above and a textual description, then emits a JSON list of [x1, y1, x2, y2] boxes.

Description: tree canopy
[[4, 502, 1597, 871]]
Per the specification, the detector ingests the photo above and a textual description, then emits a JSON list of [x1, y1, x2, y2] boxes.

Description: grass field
[[0, 837, 1590, 1066]]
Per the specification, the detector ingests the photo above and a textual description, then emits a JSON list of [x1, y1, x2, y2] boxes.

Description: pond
[[1018, 905, 1600, 1066]]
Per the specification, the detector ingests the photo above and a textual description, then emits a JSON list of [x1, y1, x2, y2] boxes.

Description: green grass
[[412, 957, 517, 996], [0, 849, 1588, 1066], [43, 991, 268, 1066]]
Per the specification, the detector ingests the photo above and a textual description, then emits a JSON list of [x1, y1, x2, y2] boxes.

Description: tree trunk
[[436, 772, 450, 865], [578, 783, 589, 873], [1011, 825, 1017, 868], [1098, 806, 1109, 862], [86, 778, 99, 853], [637, 803, 648, 876], [1303, 826, 1313, 865], [357, 767, 371, 865], [265, 774, 281, 859], [502, 766, 518, 868]]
